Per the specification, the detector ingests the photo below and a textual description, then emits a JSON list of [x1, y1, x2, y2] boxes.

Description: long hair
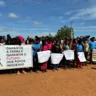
[[42, 40, 46, 46]]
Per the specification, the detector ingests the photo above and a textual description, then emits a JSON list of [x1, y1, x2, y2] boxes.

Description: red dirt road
[[0, 65, 96, 96]]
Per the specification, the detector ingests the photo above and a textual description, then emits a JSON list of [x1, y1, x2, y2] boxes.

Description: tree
[[56, 26, 74, 39]]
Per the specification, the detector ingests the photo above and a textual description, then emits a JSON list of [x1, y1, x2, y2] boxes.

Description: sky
[[0, 0, 96, 38]]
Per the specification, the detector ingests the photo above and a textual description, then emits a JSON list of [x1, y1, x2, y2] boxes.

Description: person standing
[[32, 37, 42, 72], [71, 39, 77, 67], [63, 40, 71, 69], [16, 36, 27, 74], [40, 40, 49, 72], [84, 40, 89, 65], [89, 37, 96, 64], [76, 40, 83, 68], [52, 40, 62, 71]]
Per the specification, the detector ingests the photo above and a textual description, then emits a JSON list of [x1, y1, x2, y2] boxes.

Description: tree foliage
[[56, 26, 74, 39]]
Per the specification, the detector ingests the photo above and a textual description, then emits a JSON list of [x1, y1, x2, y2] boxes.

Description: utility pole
[[70, 21, 74, 39]]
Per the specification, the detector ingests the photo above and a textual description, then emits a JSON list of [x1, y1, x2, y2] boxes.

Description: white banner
[[63, 50, 74, 60], [78, 52, 86, 62], [37, 50, 51, 63], [51, 53, 63, 64], [92, 49, 96, 61], [0, 45, 33, 70]]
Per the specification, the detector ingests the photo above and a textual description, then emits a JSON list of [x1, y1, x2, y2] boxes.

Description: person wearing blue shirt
[[89, 37, 96, 64], [32, 43, 41, 56], [77, 41, 83, 52], [89, 40, 96, 50], [76, 40, 83, 68], [32, 37, 42, 72]]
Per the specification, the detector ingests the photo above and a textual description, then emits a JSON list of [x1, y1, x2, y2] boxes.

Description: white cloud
[[17, 17, 33, 23], [74, 25, 96, 36], [58, 16, 64, 20], [73, 25, 96, 37], [0, 27, 56, 37], [0, 29, 8, 32], [17, 20, 33, 23], [75, 29, 96, 32], [69, 7, 96, 20], [33, 21, 42, 25], [51, 16, 64, 21], [0, 28, 21, 37], [50, 16, 68, 24], [8, 13, 19, 18], [79, 23, 85, 25], [0, 27, 16, 33], [65, 11, 73, 15], [35, 32, 56, 36], [15, 28, 49, 31], [65, 10, 79, 15], [50, 16, 55, 20], [61, 20, 69, 24], [0, 0, 5, 6], [74, 25, 96, 29]]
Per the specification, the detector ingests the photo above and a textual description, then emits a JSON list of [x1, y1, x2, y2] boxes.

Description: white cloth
[[37, 50, 51, 63], [63, 50, 74, 60], [51, 53, 63, 64]]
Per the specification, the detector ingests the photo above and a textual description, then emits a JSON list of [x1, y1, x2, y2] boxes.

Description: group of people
[[0, 35, 96, 74]]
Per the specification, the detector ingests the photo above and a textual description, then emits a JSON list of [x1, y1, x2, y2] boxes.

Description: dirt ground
[[0, 65, 96, 96]]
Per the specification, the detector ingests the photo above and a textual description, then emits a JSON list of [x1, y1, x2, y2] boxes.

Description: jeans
[[85, 52, 88, 60], [90, 50, 92, 64], [53, 64, 58, 69], [33, 55, 38, 71]]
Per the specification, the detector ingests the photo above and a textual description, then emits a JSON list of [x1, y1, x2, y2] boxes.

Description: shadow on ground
[[91, 67, 96, 70]]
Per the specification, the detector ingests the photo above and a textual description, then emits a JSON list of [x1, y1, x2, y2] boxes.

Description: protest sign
[[51, 53, 63, 64], [37, 50, 51, 63], [63, 50, 74, 60], [0, 45, 33, 70], [92, 49, 96, 62], [78, 52, 86, 62]]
